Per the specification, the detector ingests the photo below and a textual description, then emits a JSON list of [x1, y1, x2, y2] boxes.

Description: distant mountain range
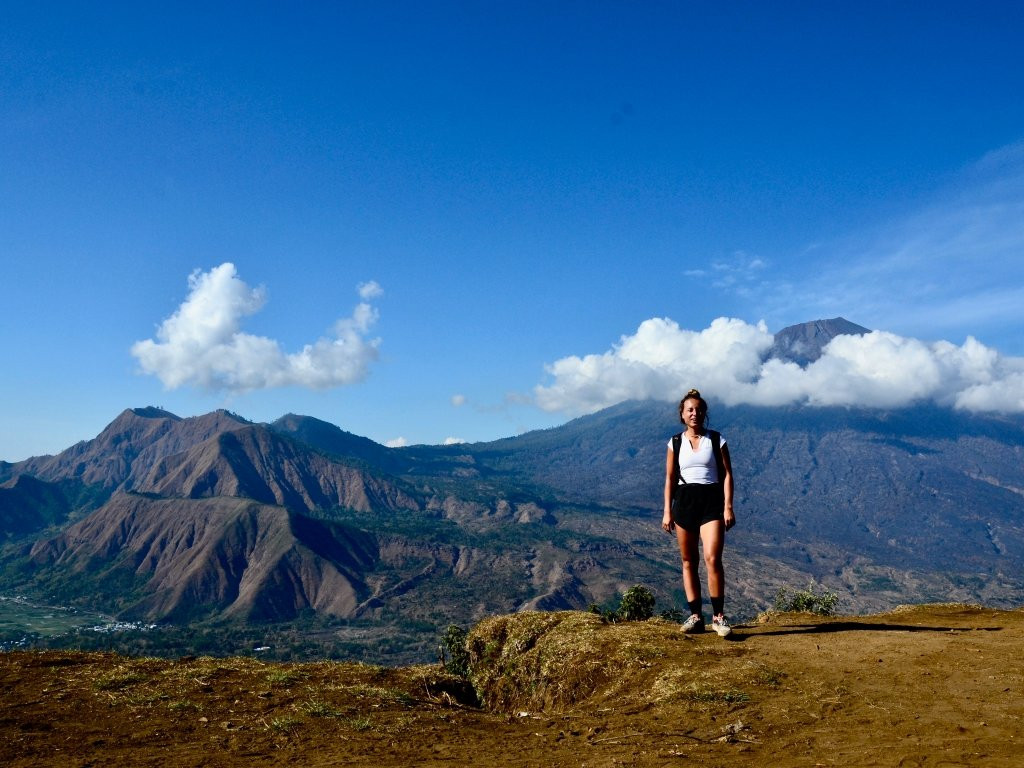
[[2, 319, 1023, 662]]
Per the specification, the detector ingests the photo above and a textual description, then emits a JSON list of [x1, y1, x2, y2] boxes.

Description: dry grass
[[4, 606, 1024, 767], [465, 611, 752, 714]]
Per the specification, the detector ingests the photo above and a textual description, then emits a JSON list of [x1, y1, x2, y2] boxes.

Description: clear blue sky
[[3, 2, 1024, 460]]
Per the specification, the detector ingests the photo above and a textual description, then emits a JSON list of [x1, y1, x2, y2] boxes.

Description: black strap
[[671, 433, 683, 486], [672, 430, 724, 486]]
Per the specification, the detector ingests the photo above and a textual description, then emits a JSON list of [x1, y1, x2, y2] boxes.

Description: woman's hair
[[678, 388, 709, 430]]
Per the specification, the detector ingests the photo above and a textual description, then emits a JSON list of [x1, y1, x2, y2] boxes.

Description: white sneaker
[[711, 614, 732, 637], [681, 614, 705, 633]]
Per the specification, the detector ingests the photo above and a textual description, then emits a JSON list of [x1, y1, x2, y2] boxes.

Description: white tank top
[[667, 433, 727, 484]]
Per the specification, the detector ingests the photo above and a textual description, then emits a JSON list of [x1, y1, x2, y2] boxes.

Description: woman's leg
[[676, 526, 702, 607], [700, 519, 726, 614]]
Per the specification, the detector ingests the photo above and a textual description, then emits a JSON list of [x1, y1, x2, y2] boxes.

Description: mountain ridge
[[2, 319, 1023, 662]]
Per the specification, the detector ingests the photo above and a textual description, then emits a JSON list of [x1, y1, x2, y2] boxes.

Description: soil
[[2, 604, 1022, 767]]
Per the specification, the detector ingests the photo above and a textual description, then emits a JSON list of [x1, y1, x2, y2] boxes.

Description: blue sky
[[3, 2, 1024, 460]]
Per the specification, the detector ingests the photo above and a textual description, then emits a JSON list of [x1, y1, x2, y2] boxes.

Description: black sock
[[710, 596, 724, 617], [687, 598, 702, 617]]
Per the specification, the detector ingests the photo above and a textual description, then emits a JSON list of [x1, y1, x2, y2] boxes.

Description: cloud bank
[[132, 263, 381, 392], [534, 317, 1024, 416]]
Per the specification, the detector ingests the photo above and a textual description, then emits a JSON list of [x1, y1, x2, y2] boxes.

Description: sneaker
[[681, 613, 705, 633], [711, 614, 732, 637]]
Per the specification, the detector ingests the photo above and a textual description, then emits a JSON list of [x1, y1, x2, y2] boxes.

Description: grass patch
[[299, 698, 344, 717], [265, 669, 303, 687], [345, 716, 373, 732], [748, 665, 784, 687], [92, 670, 148, 691], [269, 716, 302, 732], [682, 683, 750, 704], [344, 684, 414, 706]]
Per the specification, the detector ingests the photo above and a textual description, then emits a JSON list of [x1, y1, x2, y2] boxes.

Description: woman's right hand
[[662, 510, 674, 533]]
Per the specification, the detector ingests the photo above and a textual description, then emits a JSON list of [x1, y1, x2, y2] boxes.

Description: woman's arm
[[721, 443, 735, 530], [663, 446, 675, 532]]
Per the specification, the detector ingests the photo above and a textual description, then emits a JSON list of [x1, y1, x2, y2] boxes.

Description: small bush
[[438, 624, 471, 678], [589, 585, 657, 623], [617, 585, 655, 622], [774, 581, 839, 616]]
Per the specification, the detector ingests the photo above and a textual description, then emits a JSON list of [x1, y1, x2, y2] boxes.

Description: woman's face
[[681, 398, 704, 429]]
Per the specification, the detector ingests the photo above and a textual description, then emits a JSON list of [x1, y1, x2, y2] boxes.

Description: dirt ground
[[2, 604, 1022, 767]]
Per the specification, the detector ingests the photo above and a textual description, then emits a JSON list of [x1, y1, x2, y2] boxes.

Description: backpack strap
[[671, 432, 684, 486], [709, 429, 725, 484]]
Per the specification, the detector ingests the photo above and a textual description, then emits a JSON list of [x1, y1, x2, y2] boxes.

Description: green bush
[[616, 584, 655, 622], [438, 624, 471, 678], [590, 584, 657, 623], [774, 581, 839, 616]]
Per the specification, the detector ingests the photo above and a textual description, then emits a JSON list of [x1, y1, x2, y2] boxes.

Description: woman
[[662, 389, 735, 636]]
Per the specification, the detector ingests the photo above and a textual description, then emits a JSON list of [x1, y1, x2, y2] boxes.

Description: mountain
[[768, 316, 870, 365], [3, 333, 1024, 662], [3, 408, 661, 656], [484, 399, 1024, 601], [29, 494, 379, 622]]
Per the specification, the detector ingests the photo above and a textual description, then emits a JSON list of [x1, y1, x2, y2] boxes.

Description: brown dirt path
[[2, 605, 1022, 767]]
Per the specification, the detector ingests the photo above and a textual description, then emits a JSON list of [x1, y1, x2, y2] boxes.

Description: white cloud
[[132, 263, 381, 393], [535, 317, 772, 414], [443, 437, 466, 445], [384, 437, 408, 448], [451, 394, 467, 407], [358, 280, 383, 300], [534, 317, 1024, 415]]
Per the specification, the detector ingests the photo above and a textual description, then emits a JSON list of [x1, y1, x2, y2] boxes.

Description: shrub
[[773, 581, 839, 616], [589, 585, 657, 623], [438, 624, 471, 678], [616, 585, 655, 622]]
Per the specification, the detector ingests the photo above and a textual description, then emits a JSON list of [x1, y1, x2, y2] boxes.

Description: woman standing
[[662, 389, 735, 636]]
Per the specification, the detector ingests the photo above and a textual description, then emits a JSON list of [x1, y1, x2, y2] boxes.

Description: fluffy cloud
[[384, 437, 408, 448], [535, 317, 772, 414], [132, 263, 381, 392], [451, 394, 467, 407], [534, 317, 1024, 415], [358, 280, 383, 300]]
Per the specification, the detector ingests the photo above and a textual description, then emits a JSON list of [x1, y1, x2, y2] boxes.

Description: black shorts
[[671, 482, 725, 533]]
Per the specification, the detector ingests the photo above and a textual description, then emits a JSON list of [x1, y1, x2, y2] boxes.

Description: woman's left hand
[[724, 508, 736, 531]]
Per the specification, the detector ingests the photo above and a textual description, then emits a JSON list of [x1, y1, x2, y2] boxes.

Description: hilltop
[[1, 604, 1021, 767]]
